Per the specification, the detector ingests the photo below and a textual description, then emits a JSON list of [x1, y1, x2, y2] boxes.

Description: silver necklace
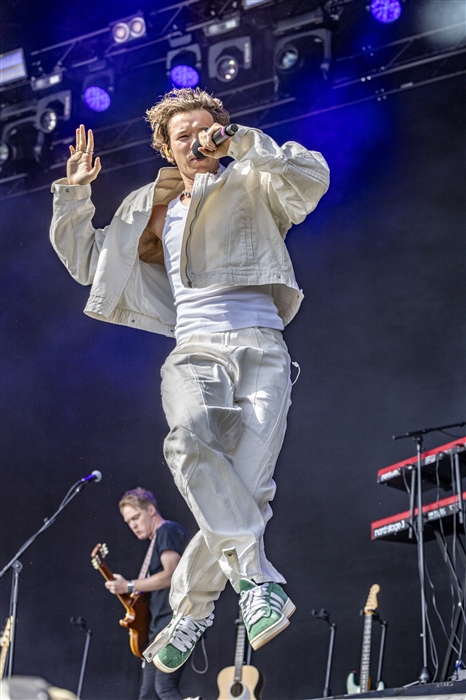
[[181, 190, 192, 198]]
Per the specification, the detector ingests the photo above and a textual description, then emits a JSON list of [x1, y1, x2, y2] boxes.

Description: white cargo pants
[[160, 327, 292, 622]]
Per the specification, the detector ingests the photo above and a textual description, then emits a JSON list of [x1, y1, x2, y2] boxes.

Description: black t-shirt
[[147, 521, 187, 639]]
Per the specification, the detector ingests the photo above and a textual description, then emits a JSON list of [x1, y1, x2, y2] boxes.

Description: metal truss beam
[[2, 65, 464, 202]]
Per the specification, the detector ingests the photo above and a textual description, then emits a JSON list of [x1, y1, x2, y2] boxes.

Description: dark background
[[0, 1, 465, 699]]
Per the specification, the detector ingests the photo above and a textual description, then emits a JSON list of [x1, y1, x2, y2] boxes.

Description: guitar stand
[[373, 613, 388, 689], [312, 608, 336, 697], [70, 617, 92, 699], [0, 476, 98, 678]]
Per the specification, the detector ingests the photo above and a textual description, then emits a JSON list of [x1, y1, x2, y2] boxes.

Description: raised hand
[[67, 124, 102, 185]]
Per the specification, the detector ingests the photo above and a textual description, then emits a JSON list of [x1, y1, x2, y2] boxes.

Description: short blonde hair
[[119, 487, 158, 513], [146, 87, 230, 158]]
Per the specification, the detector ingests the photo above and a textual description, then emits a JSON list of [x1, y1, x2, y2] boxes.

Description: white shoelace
[[170, 613, 214, 653], [240, 584, 284, 626]]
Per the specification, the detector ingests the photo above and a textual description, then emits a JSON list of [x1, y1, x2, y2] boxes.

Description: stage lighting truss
[[166, 40, 202, 88], [208, 37, 252, 84], [111, 14, 147, 45], [0, 90, 71, 170]]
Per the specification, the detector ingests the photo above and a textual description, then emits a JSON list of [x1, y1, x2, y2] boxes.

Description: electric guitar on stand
[[217, 608, 264, 700], [91, 543, 150, 658], [347, 584, 385, 694]]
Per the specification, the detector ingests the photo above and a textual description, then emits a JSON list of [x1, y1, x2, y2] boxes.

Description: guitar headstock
[[91, 543, 109, 570], [364, 584, 380, 614]]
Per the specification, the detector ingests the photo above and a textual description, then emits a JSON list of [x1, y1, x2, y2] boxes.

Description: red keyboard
[[371, 492, 466, 543], [377, 437, 466, 491]]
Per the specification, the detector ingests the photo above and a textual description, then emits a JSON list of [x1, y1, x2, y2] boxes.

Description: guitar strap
[[138, 533, 156, 580]]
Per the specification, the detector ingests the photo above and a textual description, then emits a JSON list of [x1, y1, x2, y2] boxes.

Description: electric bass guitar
[[91, 543, 150, 659], [346, 584, 385, 694], [217, 608, 264, 700]]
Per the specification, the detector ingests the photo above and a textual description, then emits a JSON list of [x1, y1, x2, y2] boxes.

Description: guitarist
[[104, 487, 193, 700]]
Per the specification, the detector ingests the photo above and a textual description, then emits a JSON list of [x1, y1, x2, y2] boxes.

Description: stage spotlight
[[208, 37, 252, 84], [275, 45, 300, 72], [111, 14, 146, 44], [0, 141, 10, 165], [166, 44, 201, 88], [39, 108, 58, 132], [274, 29, 332, 104], [82, 66, 114, 112], [1, 120, 44, 167], [35, 90, 71, 132], [370, 0, 402, 23], [0, 90, 71, 172]]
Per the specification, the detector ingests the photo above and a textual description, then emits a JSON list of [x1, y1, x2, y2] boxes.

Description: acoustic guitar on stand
[[346, 584, 385, 694], [217, 608, 264, 700], [91, 543, 150, 659], [0, 616, 13, 678]]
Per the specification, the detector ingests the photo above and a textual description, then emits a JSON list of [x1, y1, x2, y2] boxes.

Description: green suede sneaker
[[239, 579, 296, 650], [153, 613, 214, 673]]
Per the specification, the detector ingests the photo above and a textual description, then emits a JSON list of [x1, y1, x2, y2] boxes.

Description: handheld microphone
[[192, 123, 238, 159], [78, 470, 102, 484]]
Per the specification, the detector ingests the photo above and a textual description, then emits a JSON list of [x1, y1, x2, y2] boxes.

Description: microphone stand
[[393, 420, 465, 684], [312, 608, 336, 697], [0, 476, 98, 677], [70, 616, 92, 699]]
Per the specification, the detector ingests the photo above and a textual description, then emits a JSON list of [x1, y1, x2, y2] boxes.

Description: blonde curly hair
[[146, 87, 230, 158]]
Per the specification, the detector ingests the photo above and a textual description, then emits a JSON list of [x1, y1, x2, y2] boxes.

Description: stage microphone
[[78, 470, 102, 484], [192, 124, 238, 159]]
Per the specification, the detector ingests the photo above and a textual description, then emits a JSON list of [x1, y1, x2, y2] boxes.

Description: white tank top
[[162, 196, 283, 342]]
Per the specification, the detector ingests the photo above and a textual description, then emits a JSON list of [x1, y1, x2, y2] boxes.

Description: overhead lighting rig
[[0, 90, 71, 172]]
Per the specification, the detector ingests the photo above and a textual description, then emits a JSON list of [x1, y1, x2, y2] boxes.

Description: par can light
[[170, 64, 200, 88], [111, 15, 146, 44], [129, 17, 146, 39], [112, 22, 130, 44], [83, 86, 111, 112], [370, 0, 402, 23]]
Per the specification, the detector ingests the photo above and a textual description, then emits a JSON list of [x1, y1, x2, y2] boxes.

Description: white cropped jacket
[[50, 125, 330, 338]]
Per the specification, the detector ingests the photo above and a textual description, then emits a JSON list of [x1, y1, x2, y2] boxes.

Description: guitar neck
[[359, 613, 373, 692], [233, 622, 247, 682], [96, 560, 132, 607]]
